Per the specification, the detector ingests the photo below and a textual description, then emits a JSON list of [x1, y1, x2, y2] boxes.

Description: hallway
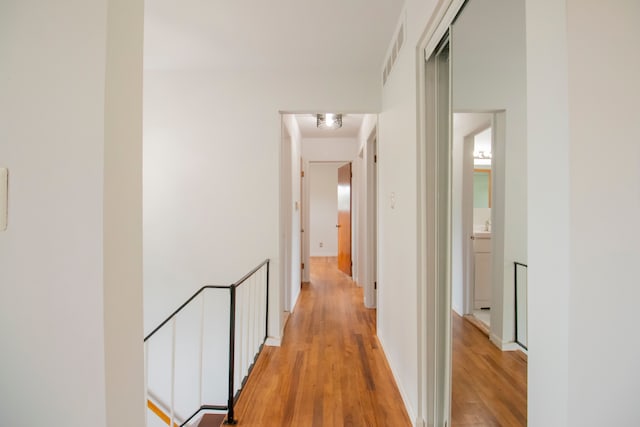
[[230, 257, 412, 426]]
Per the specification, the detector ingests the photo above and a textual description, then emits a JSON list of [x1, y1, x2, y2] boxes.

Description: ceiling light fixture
[[473, 150, 492, 160], [317, 113, 342, 129]]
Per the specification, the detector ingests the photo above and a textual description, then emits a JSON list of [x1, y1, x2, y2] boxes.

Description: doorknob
[[470, 235, 475, 240], [336, 224, 341, 228]]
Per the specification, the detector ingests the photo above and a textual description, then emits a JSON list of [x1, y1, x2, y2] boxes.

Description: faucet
[[485, 220, 491, 232]]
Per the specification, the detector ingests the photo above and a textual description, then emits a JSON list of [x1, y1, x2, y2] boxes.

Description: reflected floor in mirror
[[452, 312, 527, 427]]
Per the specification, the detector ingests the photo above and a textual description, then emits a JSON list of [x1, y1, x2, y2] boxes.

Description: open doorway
[[452, 113, 494, 332], [280, 113, 379, 335], [279, 118, 301, 334], [470, 126, 493, 326], [308, 161, 344, 263], [336, 162, 352, 276]]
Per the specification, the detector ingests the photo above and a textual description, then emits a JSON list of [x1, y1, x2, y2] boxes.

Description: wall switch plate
[[0, 168, 7, 231]]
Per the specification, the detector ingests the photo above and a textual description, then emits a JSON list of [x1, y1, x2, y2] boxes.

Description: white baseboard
[[451, 306, 464, 317], [377, 333, 417, 426], [489, 333, 520, 351], [265, 336, 281, 347]]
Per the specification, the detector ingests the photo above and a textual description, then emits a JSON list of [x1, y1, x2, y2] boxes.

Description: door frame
[[278, 111, 376, 346], [415, 0, 467, 425], [462, 130, 474, 315], [365, 129, 378, 308], [302, 158, 310, 284], [280, 125, 293, 318], [461, 121, 492, 316]]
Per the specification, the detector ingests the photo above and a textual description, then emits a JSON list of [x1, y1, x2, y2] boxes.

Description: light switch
[[0, 168, 7, 231]]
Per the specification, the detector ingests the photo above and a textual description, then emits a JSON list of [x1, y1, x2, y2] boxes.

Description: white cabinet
[[473, 233, 492, 309]]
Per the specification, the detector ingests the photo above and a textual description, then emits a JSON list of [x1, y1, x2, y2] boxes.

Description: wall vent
[[383, 20, 405, 86]]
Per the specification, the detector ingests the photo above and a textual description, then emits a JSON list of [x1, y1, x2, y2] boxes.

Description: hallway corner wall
[[143, 68, 379, 351], [355, 114, 378, 307], [376, 0, 440, 422]]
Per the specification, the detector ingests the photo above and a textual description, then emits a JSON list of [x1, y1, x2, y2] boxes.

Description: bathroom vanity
[[473, 231, 492, 309]]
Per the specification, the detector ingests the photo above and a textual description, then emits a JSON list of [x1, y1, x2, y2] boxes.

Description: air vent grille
[[383, 20, 405, 85]]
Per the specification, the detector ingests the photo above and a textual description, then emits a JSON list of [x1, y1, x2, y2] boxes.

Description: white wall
[[526, 1, 571, 424], [302, 157, 311, 283], [302, 138, 360, 161], [377, 3, 439, 421], [143, 69, 379, 344], [564, 1, 640, 425], [355, 115, 378, 306], [451, 0, 527, 347], [309, 163, 340, 256], [0, 1, 144, 426], [282, 115, 302, 311], [103, 1, 145, 424], [510, 0, 640, 425]]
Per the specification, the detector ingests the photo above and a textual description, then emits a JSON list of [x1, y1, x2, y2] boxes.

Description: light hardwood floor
[[223, 257, 526, 426], [451, 312, 527, 426], [230, 256, 412, 426]]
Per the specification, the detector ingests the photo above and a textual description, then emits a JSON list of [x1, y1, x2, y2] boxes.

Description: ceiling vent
[[383, 20, 405, 85]]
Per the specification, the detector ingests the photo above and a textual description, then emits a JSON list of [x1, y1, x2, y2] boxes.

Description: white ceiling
[[144, 0, 405, 71], [294, 113, 366, 139]]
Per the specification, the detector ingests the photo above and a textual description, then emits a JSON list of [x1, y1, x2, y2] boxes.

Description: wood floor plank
[[230, 257, 412, 426], [451, 312, 527, 426]]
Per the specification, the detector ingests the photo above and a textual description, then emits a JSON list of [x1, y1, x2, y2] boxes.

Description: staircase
[[144, 259, 270, 427], [148, 397, 227, 427], [197, 414, 226, 427]]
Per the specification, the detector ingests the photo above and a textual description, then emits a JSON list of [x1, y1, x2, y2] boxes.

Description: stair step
[[197, 413, 226, 427]]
